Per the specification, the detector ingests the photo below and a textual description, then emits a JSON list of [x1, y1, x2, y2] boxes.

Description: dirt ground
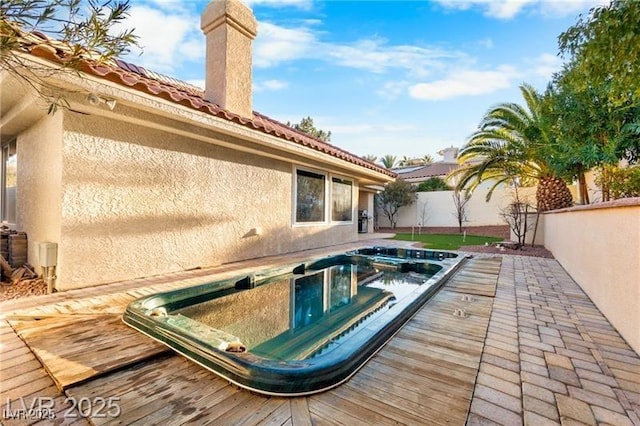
[[0, 278, 47, 302], [458, 244, 554, 258]]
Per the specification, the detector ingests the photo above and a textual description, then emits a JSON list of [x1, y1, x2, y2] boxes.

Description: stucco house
[[0, 0, 395, 291], [393, 147, 460, 185]]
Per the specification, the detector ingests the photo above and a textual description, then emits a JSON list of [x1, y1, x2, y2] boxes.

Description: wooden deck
[[0, 242, 501, 425]]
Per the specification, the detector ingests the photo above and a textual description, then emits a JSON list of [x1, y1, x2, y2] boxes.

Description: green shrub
[[596, 165, 640, 199], [416, 177, 451, 192]]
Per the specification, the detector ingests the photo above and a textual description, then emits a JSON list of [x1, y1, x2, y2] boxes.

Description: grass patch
[[392, 233, 503, 250]]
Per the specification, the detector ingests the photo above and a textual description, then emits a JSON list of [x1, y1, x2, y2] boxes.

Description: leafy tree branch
[[1, 0, 138, 112]]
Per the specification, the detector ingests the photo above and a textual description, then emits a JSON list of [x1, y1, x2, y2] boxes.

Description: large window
[[1, 140, 16, 224], [331, 177, 352, 222], [296, 169, 325, 223], [294, 168, 354, 225]]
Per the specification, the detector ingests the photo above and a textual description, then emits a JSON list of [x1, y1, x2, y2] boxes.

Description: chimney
[[438, 146, 459, 163], [201, 0, 257, 118]]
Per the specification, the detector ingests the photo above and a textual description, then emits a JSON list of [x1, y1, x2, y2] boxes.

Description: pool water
[[123, 247, 466, 395], [175, 262, 433, 361]]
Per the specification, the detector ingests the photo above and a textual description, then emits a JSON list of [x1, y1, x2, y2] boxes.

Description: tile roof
[[15, 28, 395, 178], [396, 162, 460, 180]]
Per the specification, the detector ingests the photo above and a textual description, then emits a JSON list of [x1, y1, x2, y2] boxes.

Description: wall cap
[[544, 197, 640, 214]]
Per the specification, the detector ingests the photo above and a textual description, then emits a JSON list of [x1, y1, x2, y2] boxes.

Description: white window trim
[[292, 166, 356, 227]]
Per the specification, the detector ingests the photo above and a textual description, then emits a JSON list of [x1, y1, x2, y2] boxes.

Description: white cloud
[[254, 22, 317, 67], [532, 53, 563, 79], [328, 40, 459, 77], [120, 6, 203, 72], [409, 66, 521, 101], [329, 123, 416, 135], [478, 38, 494, 49], [245, 0, 313, 9], [254, 79, 289, 92], [539, 0, 610, 17], [432, 0, 606, 19], [377, 81, 412, 100], [255, 22, 465, 77], [433, 0, 535, 19]]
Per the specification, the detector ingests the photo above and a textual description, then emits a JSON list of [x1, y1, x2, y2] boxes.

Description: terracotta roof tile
[[397, 162, 459, 180], [14, 26, 394, 178]]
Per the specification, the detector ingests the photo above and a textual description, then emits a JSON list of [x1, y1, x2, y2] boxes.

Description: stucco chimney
[[201, 0, 257, 118], [438, 146, 459, 163]]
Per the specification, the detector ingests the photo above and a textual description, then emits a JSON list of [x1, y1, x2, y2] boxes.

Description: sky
[[118, 0, 608, 163]]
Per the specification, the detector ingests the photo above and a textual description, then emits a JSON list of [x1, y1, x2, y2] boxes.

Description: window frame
[[1, 139, 17, 225], [330, 175, 354, 223], [292, 167, 355, 227]]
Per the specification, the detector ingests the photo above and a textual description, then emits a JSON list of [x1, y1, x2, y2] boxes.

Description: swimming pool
[[123, 247, 467, 396]]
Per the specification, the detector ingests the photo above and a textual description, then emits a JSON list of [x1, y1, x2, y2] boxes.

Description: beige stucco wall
[[378, 186, 538, 229], [16, 113, 63, 271], [543, 199, 640, 354], [57, 113, 356, 289]]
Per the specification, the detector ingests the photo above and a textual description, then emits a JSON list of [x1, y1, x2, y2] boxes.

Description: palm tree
[[362, 154, 378, 163], [398, 156, 412, 167], [421, 154, 434, 165], [450, 83, 573, 212], [379, 155, 398, 169]]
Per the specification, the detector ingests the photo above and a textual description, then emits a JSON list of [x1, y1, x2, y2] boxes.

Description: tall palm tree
[[379, 155, 398, 169], [450, 84, 573, 212], [421, 154, 434, 165], [398, 156, 412, 167], [362, 154, 378, 163]]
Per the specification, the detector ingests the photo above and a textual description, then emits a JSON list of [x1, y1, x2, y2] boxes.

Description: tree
[[398, 156, 412, 167], [421, 154, 434, 164], [545, 76, 640, 202], [377, 179, 417, 229], [500, 182, 534, 248], [416, 198, 430, 233], [595, 164, 640, 200], [398, 155, 433, 167], [449, 83, 573, 212], [416, 177, 450, 192], [551, 0, 640, 200], [451, 188, 471, 233], [1, 0, 138, 112], [287, 116, 331, 142], [558, 0, 640, 108], [362, 154, 377, 163], [379, 154, 397, 169]]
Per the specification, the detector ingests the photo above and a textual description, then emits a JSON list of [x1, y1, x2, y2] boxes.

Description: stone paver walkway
[[469, 256, 640, 426]]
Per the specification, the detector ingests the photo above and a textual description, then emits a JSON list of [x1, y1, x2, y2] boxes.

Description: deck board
[[9, 314, 169, 390], [0, 319, 89, 425], [2, 254, 501, 425]]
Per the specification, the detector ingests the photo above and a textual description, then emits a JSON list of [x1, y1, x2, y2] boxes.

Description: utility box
[[39, 242, 58, 267]]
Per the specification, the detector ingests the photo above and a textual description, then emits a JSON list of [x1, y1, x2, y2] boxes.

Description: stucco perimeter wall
[[58, 114, 355, 290], [543, 199, 640, 354], [17, 113, 63, 271], [378, 186, 537, 228]]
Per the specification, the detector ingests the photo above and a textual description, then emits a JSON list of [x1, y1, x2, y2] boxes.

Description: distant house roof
[[395, 162, 460, 181], [14, 29, 395, 178]]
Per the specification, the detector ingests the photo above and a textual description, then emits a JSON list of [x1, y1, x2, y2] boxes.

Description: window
[[296, 169, 325, 223], [1, 140, 16, 224], [331, 177, 352, 222], [294, 168, 354, 225]]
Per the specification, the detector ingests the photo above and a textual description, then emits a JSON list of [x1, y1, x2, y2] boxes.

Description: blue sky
[[120, 0, 607, 163]]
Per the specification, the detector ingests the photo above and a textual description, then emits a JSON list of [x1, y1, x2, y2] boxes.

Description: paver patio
[[1, 237, 638, 425]]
